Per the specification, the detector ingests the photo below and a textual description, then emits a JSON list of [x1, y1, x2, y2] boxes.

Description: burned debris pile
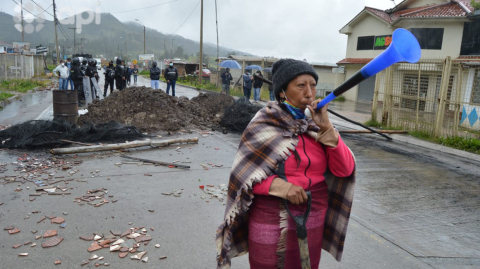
[[0, 120, 144, 149], [220, 97, 262, 132], [79, 87, 235, 132]]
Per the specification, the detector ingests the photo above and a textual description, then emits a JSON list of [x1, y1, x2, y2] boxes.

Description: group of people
[[220, 68, 275, 102], [54, 56, 140, 106], [149, 60, 178, 97]]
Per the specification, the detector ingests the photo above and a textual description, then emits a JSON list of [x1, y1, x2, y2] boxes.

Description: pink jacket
[[253, 134, 354, 195]]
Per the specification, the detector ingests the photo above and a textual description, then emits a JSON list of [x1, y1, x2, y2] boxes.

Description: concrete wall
[[343, 65, 362, 101], [314, 66, 345, 97]]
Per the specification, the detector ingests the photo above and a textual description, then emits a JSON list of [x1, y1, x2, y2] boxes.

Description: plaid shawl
[[216, 102, 356, 268]]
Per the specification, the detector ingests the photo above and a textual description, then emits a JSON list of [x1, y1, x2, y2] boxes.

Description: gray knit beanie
[[272, 59, 318, 102]]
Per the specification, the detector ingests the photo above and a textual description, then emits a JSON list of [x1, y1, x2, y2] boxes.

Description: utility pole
[[53, 0, 60, 63], [69, 27, 76, 54], [81, 37, 83, 53], [215, 0, 219, 87], [172, 39, 174, 51], [199, 0, 203, 84], [135, 19, 146, 54], [20, 0, 24, 41], [125, 41, 127, 62]]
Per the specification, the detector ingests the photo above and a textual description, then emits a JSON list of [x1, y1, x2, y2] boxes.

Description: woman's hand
[[286, 185, 308, 205], [307, 99, 333, 131]]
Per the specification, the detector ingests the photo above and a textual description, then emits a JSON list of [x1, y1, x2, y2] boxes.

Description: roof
[[341, 0, 473, 33], [310, 62, 337, 68], [336, 58, 373, 65]]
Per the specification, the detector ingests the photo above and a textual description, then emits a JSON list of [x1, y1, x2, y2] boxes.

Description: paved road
[[0, 73, 479, 268]]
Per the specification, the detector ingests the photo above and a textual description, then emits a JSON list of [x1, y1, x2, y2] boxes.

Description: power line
[[111, 0, 178, 14], [31, 0, 54, 17], [171, 0, 200, 35], [11, 0, 38, 17]]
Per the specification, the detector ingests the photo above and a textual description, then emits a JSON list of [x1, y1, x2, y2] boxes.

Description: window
[[357, 36, 375, 50], [410, 28, 444, 50], [461, 19, 480, 56]]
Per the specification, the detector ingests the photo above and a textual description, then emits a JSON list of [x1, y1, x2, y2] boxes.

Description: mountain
[[0, 12, 247, 62]]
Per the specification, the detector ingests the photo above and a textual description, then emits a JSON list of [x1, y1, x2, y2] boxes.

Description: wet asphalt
[[0, 75, 479, 268]]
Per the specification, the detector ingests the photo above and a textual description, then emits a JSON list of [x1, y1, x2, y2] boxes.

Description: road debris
[[54, 260, 61, 265], [8, 228, 20, 234], [42, 237, 64, 248], [121, 154, 192, 169], [43, 230, 58, 238], [18, 253, 28, 257]]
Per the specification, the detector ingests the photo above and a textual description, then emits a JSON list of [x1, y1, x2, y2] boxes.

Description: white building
[[337, 0, 478, 103]]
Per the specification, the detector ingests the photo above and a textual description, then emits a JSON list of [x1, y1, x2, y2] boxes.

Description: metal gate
[[358, 74, 376, 102]]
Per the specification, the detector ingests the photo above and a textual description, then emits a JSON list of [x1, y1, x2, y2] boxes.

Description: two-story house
[[337, 0, 478, 103]]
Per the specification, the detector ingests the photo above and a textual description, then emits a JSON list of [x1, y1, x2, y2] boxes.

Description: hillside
[[0, 12, 247, 62]]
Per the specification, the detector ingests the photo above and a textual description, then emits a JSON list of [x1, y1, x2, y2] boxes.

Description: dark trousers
[[243, 86, 252, 100], [74, 82, 84, 104], [134, 75, 137, 82], [166, 80, 176, 96], [116, 79, 124, 91], [104, 79, 114, 97]]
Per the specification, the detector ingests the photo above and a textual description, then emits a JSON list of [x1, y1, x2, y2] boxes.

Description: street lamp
[[135, 19, 146, 54]]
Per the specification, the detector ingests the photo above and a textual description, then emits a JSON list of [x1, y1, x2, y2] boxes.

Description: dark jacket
[[253, 74, 264, 88], [71, 66, 84, 84], [115, 65, 125, 80], [104, 65, 115, 81], [221, 71, 233, 85], [164, 66, 178, 81], [133, 68, 139, 76], [150, 67, 161, 80], [86, 66, 96, 78]]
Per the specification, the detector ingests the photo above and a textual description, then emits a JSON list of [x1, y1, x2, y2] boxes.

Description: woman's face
[[280, 74, 316, 110]]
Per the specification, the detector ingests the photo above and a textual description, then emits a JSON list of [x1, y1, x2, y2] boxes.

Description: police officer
[[115, 57, 126, 91], [86, 59, 99, 98], [70, 57, 85, 106], [103, 60, 115, 97], [80, 58, 88, 73]]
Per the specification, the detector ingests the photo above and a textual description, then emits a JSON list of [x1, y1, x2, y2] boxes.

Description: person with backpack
[[150, 62, 161, 89], [164, 61, 178, 96], [243, 70, 253, 100], [70, 57, 85, 106], [104, 60, 115, 97]]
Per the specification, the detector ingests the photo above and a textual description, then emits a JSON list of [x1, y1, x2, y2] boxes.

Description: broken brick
[[8, 228, 20, 234], [43, 230, 58, 238], [51, 217, 65, 224], [120, 247, 128, 252], [81, 261, 89, 266], [4, 226, 14, 230], [46, 215, 56, 219], [23, 241, 32, 245], [119, 252, 128, 258], [42, 237, 64, 248], [79, 235, 94, 241], [12, 244, 22, 249], [54, 260, 61, 265], [110, 230, 121, 236], [87, 242, 102, 252], [37, 216, 46, 223]]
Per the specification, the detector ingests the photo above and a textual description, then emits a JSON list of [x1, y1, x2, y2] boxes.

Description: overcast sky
[[3, 0, 395, 63]]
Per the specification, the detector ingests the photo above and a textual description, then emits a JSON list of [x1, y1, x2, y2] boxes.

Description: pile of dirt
[[78, 87, 235, 132]]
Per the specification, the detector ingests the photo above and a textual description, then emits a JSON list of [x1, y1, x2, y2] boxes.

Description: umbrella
[[218, 60, 242, 69], [245, 65, 263, 70]]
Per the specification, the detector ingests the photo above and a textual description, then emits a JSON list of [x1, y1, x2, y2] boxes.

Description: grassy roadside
[[365, 119, 480, 154], [0, 92, 14, 102], [0, 79, 50, 93]]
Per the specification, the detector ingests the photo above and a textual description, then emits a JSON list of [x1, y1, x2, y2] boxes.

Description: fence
[[372, 57, 480, 139], [0, 54, 44, 81]]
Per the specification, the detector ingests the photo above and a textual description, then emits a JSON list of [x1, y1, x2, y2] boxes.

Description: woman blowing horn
[[216, 59, 356, 269]]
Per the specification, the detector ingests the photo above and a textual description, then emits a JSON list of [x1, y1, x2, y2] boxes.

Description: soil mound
[[78, 87, 235, 132]]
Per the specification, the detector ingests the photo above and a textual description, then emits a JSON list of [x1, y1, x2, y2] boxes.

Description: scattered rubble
[[79, 87, 234, 132]]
